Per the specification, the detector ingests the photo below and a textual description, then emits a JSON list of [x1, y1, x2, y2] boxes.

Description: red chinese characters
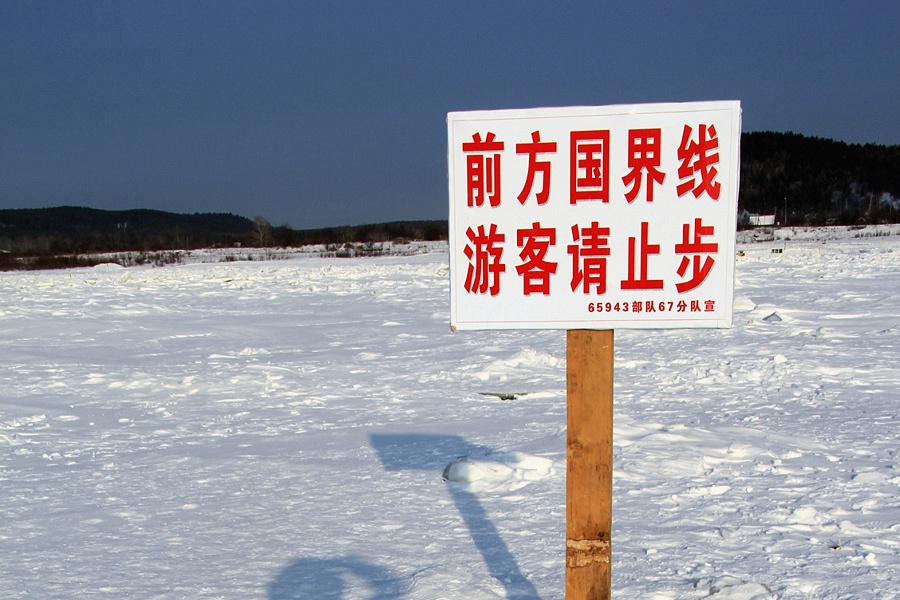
[[456, 114, 730, 310], [464, 224, 505, 295], [463, 132, 504, 207], [622, 128, 665, 202], [675, 218, 718, 293], [570, 130, 610, 203], [516, 222, 557, 295], [621, 221, 663, 290], [516, 131, 557, 205], [568, 222, 610, 294], [677, 124, 721, 200]]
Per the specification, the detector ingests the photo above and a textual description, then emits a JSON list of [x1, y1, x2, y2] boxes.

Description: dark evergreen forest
[[739, 131, 899, 226]]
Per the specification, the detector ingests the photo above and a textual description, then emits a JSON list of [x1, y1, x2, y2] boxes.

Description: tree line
[[0, 207, 253, 256], [1, 130, 897, 269], [0, 206, 448, 270]]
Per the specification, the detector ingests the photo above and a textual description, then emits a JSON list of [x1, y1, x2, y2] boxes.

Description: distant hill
[[0, 205, 449, 269], [0, 207, 254, 254]]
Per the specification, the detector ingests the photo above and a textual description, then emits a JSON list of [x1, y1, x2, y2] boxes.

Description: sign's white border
[[448, 101, 741, 330]]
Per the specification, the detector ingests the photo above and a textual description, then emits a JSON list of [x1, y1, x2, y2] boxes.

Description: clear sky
[[2, 1, 897, 229]]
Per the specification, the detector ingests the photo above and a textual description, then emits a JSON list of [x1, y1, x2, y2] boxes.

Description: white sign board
[[448, 101, 741, 330]]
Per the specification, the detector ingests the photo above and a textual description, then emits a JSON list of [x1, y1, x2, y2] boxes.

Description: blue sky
[[1, 1, 897, 229]]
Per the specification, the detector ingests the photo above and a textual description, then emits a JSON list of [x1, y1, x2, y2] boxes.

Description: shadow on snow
[[267, 555, 409, 600], [267, 433, 541, 599], [371, 433, 542, 600]]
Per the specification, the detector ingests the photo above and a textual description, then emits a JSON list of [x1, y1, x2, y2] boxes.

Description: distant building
[[748, 214, 776, 226]]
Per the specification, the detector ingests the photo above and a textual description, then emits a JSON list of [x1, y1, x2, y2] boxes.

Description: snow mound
[[733, 296, 757, 313], [695, 576, 775, 599], [442, 452, 556, 492], [471, 348, 562, 382]]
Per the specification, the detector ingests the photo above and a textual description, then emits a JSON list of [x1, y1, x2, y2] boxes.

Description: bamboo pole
[[566, 329, 614, 600]]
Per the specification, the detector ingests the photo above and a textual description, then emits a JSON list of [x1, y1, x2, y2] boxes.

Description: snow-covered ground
[[1, 228, 898, 599]]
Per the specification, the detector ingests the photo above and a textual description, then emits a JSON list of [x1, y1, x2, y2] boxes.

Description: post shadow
[[370, 433, 542, 600], [267, 555, 409, 600]]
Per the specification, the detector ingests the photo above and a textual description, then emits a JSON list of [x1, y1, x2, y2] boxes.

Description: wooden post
[[566, 329, 613, 600]]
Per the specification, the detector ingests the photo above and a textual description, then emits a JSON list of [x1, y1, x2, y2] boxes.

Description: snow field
[[1, 232, 899, 598]]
